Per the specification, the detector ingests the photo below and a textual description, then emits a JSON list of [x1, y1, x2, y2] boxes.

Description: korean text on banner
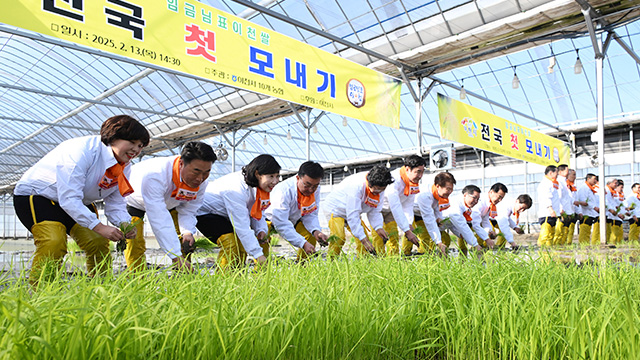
[[437, 94, 570, 167], [2, 0, 401, 128]]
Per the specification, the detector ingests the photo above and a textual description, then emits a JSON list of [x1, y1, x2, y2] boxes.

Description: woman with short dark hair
[[196, 154, 281, 269], [13, 115, 150, 284]]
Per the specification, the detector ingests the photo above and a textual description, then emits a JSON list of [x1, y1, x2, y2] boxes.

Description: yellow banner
[[2, 0, 401, 128], [438, 94, 570, 166]]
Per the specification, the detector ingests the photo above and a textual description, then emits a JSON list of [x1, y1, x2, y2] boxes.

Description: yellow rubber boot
[[295, 222, 317, 262], [384, 221, 400, 256], [370, 226, 386, 256], [566, 222, 576, 245], [124, 216, 147, 271], [611, 224, 623, 244], [578, 223, 591, 244], [70, 224, 111, 276], [591, 222, 600, 245], [493, 223, 507, 247], [402, 221, 419, 255], [629, 223, 639, 243], [29, 221, 68, 285], [538, 222, 555, 247], [327, 216, 346, 257], [606, 223, 612, 244], [552, 221, 565, 246], [457, 234, 468, 256], [217, 232, 247, 270]]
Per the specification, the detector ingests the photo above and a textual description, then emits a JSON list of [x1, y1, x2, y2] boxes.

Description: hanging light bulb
[[343, 165, 349, 172], [574, 50, 583, 74], [342, 117, 348, 127], [459, 85, 466, 100], [286, 128, 292, 140], [512, 72, 520, 89], [548, 54, 556, 74], [312, 125, 318, 134], [263, 135, 268, 145], [386, 160, 391, 168], [241, 141, 246, 150]]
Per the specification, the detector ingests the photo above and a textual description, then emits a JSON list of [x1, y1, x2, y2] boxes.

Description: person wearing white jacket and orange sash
[[323, 165, 394, 257], [413, 172, 456, 256], [605, 178, 625, 244], [537, 165, 561, 247], [625, 183, 640, 242], [125, 141, 215, 271], [441, 185, 487, 257], [264, 161, 328, 261], [492, 194, 532, 249], [13, 115, 149, 283], [196, 154, 281, 269], [376, 155, 425, 256], [575, 173, 600, 245], [474, 183, 508, 248]]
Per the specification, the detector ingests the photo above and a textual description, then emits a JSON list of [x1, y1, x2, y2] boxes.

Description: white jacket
[[382, 168, 417, 232], [14, 135, 130, 230], [577, 183, 599, 218], [441, 195, 480, 247], [557, 175, 575, 215], [322, 172, 384, 241], [127, 156, 208, 259], [605, 189, 622, 221], [537, 176, 561, 218], [494, 197, 520, 244], [415, 190, 445, 244], [197, 171, 268, 258], [625, 194, 640, 218], [474, 193, 496, 237], [263, 176, 321, 248]]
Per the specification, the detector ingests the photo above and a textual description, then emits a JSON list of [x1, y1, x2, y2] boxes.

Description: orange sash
[[566, 179, 577, 192], [586, 182, 597, 194], [251, 187, 271, 220], [399, 166, 420, 196], [607, 184, 618, 199], [618, 191, 625, 202], [431, 185, 450, 211], [546, 175, 559, 190], [489, 202, 497, 218], [170, 157, 199, 201], [514, 211, 520, 225], [463, 207, 473, 222], [297, 189, 317, 216], [99, 162, 133, 197], [364, 182, 380, 208]]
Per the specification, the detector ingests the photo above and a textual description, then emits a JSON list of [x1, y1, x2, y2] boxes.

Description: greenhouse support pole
[[481, 151, 486, 192], [306, 108, 311, 161], [232, 129, 237, 172], [631, 128, 635, 185], [524, 160, 529, 233], [415, 80, 423, 155], [2, 195, 5, 238], [597, 44, 606, 245]]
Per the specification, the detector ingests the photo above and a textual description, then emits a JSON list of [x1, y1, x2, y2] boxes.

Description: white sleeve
[[176, 183, 207, 235], [345, 190, 367, 240], [497, 215, 515, 243], [102, 188, 131, 226], [416, 193, 441, 244], [56, 149, 103, 230], [444, 205, 478, 247], [538, 182, 553, 211], [270, 189, 306, 248], [141, 176, 182, 259], [223, 190, 264, 258], [471, 211, 489, 240], [386, 184, 411, 232], [367, 207, 384, 233], [300, 187, 322, 236]]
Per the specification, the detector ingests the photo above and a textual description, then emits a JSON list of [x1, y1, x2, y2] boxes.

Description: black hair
[[544, 165, 558, 175], [298, 161, 324, 179], [463, 184, 481, 195], [633, 183, 640, 190], [366, 165, 394, 187], [100, 115, 150, 147], [557, 164, 569, 172], [489, 182, 508, 194], [242, 154, 281, 187], [617, 179, 624, 187], [434, 171, 456, 187], [586, 173, 598, 181], [403, 155, 427, 169], [517, 194, 533, 209], [181, 141, 216, 164]]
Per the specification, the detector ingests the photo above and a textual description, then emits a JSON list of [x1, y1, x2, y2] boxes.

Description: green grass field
[[0, 253, 639, 359]]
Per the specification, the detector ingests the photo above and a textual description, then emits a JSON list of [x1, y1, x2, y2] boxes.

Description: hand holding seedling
[[375, 228, 388, 243], [360, 237, 376, 255], [488, 230, 497, 239], [256, 231, 268, 244], [94, 223, 124, 242], [436, 242, 448, 257], [485, 238, 495, 249], [172, 255, 193, 272], [405, 230, 419, 246], [302, 241, 316, 255], [181, 232, 196, 256], [313, 230, 329, 247], [514, 226, 524, 235]]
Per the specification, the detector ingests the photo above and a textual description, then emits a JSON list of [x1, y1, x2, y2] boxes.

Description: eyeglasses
[[465, 194, 480, 201]]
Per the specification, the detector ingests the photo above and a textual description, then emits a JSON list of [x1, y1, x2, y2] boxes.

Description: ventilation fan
[[430, 144, 456, 170]]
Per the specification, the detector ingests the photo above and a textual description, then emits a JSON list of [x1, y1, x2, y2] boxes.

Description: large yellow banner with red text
[[438, 94, 570, 166], [2, 0, 401, 128]]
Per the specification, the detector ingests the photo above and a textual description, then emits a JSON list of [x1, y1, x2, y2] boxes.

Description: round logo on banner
[[553, 147, 560, 163], [346, 79, 366, 108]]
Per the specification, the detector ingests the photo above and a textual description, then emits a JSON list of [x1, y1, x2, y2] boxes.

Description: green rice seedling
[[440, 217, 451, 226], [412, 226, 426, 236], [116, 218, 143, 252], [327, 235, 341, 244], [193, 236, 217, 251]]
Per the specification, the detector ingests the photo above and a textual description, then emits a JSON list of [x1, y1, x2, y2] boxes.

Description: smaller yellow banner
[[438, 94, 570, 167]]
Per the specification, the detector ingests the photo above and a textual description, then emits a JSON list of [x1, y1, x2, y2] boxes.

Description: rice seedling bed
[[0, 251, 639, 360]]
